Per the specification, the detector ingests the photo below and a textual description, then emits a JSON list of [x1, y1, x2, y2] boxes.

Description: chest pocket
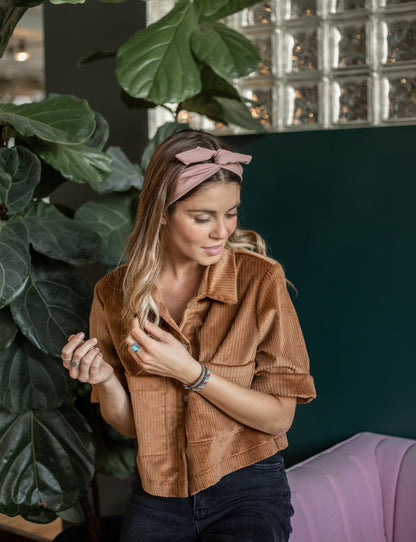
[[126, 375, 167, 457], [196, 301, 259, 367]]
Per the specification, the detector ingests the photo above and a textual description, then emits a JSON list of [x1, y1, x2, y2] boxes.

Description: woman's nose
[[210, 219, 228, 239]]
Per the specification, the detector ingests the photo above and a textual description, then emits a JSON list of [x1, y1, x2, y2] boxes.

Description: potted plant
[[0, 94, 141, 536]]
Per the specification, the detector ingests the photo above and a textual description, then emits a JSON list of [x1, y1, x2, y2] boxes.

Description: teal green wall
[[230, 126, 416, 465]]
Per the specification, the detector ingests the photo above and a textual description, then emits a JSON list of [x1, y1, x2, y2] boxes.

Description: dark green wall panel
[[44, 0, 148, 163], [230, 126, 416, 464]]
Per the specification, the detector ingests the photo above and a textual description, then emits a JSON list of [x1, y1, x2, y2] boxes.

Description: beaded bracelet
[[184, 364, 211, 391]]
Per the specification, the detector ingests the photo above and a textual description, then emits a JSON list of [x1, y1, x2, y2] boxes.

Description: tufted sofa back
[[287, 432, 416, 542]]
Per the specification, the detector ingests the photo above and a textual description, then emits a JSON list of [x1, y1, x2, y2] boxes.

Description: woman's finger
[[61, 332, 85, 365], [144, 321, 172, 342], [71, 337, 98, 364], [125, 335, 143, 356], [126, 325, 153, 351], [67, 338, 98, 379], [78, 347, 101, 382], [89, 352, 104, 379]]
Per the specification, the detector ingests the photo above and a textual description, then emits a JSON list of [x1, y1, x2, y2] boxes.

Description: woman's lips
[[203, 244, 223, 255]]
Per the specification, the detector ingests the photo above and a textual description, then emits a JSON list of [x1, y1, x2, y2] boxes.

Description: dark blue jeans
[[119, 452, 294, 542]]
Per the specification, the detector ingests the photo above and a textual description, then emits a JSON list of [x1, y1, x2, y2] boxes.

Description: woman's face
[[163, 182, 241, 268]]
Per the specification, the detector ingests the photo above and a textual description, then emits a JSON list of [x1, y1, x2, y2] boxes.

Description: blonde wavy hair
[[122, 130, 267, 331]]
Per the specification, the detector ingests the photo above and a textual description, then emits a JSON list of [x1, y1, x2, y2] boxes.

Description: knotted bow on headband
[[169, 146, 252, 204]]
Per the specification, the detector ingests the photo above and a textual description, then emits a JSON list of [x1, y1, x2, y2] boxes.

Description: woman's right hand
[[61, 332, 114, 385]]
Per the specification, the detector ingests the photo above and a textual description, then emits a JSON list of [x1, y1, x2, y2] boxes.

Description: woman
[[61, 130, 316, 542]]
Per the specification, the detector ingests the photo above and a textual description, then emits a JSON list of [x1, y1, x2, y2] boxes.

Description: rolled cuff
[[252, 372, 316, 403]]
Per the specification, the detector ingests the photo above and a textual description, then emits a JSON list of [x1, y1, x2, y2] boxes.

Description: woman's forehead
[[180, 182, 241, 208]]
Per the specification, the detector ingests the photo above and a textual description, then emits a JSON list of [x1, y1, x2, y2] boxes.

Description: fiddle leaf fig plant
[[0, 94, 140, 523], [115, 0, 266, 132]]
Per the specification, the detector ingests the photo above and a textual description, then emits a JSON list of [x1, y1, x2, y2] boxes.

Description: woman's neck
[[161, 253, 204, 282], [159, 263, 204, 325]]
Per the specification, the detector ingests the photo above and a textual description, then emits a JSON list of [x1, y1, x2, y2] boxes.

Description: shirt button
[[183, 343, 188, 350]]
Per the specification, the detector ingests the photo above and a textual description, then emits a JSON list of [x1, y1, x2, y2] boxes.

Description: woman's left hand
[[126, 319, 201, 385]]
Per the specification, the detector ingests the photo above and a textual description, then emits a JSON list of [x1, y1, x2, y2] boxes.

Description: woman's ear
[[161, 215, 167, 225]]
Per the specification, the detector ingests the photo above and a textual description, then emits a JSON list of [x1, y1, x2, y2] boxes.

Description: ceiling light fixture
[[14, 40, 30, 62]]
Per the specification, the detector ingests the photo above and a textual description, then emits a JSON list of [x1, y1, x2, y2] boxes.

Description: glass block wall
[[147, 0, 416, 134]]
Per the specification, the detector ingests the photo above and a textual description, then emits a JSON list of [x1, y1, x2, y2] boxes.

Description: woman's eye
[[194, 212, 237, 223]]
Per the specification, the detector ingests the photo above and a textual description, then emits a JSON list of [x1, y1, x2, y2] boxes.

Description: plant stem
[[0, 202, 8, 222], [80, 490, 102, 542], [91, 475, 101, 530], [0, 123, 5, 147], [0, 125, 9, 221]]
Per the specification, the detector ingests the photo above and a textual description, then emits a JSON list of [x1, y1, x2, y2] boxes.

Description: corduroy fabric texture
[[90, 248, 316, 497]]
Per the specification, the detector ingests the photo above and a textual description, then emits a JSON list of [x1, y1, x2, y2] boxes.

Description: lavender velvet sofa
[[286, 432, 416, 542]]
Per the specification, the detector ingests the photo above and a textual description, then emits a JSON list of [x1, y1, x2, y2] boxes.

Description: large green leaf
[[78, 399, 135, 478], [116, 0, 200, 104], [49, 0, 86, 4], [0, 216, 30, 309], [0, 6, 27, 58], [197, 0, 261, 21], [97, 146, 143, 194], [0, 94, 95, 144], [0, 306, 17, 350], [191, 21, 260, 79], [85, 110, 109, 151], [181, 66, 241, 124], [182, 93, 225, 124], [0, 333, 74, 413], [0, 0, 43, 7], [95, 421, 136, 478], [0, 405, 95, 518], [140, 121, 191, 172], [198, 64, 240, 100], [24, 201, 102, 265], [0, 146, 41, 214], [32, 163, 67, 199], [78, 48, 117, 67], [20, 506, 57, 524], [75, 191, 136, 268], [215, 96, 267, 132], [10, 254, 93, 357], [121, 90, 158, 110], [56, 505, 84, 525], [27, 137, 112, 190]]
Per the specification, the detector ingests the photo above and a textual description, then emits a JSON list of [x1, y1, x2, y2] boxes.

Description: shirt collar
[[199, 247, 238, 304], [154, 248, 238, 310]]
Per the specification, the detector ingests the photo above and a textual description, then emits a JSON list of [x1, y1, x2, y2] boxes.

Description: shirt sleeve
[[89, 284, 129, 403], [252, 263, 316, 403]]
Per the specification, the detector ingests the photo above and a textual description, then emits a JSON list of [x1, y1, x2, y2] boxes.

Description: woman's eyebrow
[[187, 203, 241, 213]]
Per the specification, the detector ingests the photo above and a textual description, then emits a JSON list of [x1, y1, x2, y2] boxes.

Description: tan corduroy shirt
[[90, 248, 316, 497]]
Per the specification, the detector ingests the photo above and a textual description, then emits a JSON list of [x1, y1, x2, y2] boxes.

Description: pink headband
[[169, 146, 252, 204]]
